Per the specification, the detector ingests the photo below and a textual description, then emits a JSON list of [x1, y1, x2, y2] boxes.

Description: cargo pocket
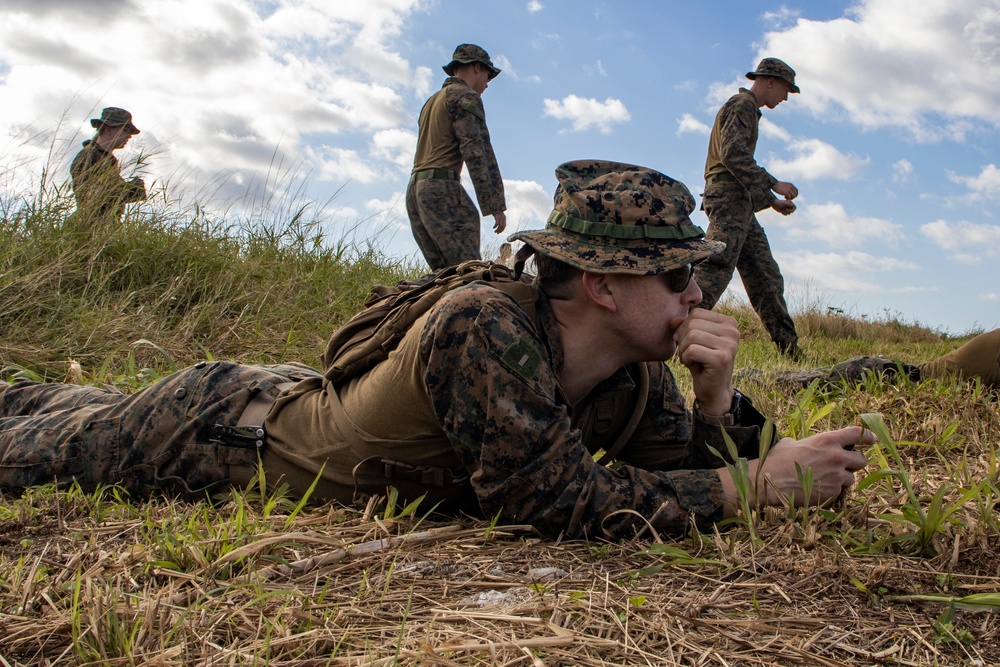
[[154, 442, 258, 500], [0, 417, 121, 493]]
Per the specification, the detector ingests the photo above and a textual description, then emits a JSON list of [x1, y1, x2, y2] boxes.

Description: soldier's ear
[[580, 271, 617, 313]]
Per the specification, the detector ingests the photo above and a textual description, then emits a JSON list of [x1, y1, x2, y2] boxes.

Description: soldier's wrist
[[695, 390, 743, 427]]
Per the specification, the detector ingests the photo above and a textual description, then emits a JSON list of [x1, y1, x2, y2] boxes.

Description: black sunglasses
[[662, 263, 697, 293]]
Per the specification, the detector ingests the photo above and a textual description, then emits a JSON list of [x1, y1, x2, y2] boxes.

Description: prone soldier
[[1, 160, 873, 540]]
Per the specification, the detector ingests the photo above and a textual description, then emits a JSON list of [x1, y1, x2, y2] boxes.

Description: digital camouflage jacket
[[704, 88, 777, 211], [265, 282, 768, 540], [411, 77, 505, 216], [70, 140, 146, 221]]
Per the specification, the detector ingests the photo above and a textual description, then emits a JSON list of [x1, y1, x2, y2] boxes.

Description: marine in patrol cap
[[509, 160, 725, 275], [90, 107, 140, 134], [443, 44, 501, 80], [746, 58, 799, 94]]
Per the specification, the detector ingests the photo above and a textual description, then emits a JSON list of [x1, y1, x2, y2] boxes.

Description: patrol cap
[[746, 57, 799, 93], [509, 160, 724, 275], [90, 107, 140, 134], [443, 44, 501, 80]]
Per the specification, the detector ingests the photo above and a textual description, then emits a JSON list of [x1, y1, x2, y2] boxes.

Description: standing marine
[[69, 106, 147, 225], [693, 58, 802, 357], [406, 44, 507, 270]]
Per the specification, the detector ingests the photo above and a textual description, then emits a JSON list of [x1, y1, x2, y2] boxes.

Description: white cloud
[[582, 60, 607, 77], [756, 0, 1000, 139], [892, 159, 914, 183], [493, 54, 541, 84], [310, 147, 379, 184], [766, 138, 869, 181], [413, 65, 434, 100], [759, 118, 792, 142], [776, 249, 919, 294], [365, 191, 408, 231], [371, 128, 416, 169], [982, 292, 1000, 301], [761, 7, 800, 29], [676, 113, 710, 135], [920, 219, 1000, 263], [503, 179, 551, 231], [542, 94, 630, 133], [947, 164, 1000, 200], [705, 80, 740, 111], [527, 0, 543, 13], [0, 0, 425, 207], [780, 202, 904, 249]]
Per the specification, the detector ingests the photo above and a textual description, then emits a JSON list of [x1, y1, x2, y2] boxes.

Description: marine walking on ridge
[[694, 57, 802, 358], [406, 44, 507, 270], [69, 106, 147, 227]]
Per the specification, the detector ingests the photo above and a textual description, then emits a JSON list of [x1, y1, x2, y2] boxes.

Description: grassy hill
[[1, 190, 998, 665]]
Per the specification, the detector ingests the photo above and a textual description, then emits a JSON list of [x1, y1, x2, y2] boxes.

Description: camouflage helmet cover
[[443, 43, 501, 80], [90, 107, 140, 134], [509, 160, 725, 275], [746, 57, 799, 93]]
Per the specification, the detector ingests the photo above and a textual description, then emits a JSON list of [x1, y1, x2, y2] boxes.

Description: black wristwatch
[[730, 389, 744, 424]]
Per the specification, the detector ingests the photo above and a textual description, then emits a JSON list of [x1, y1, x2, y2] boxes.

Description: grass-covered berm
[[1, 177, 998, 665]]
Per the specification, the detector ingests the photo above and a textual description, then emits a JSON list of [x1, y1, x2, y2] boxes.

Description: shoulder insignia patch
[[461, 102, 485, 120], [500, 336, 542, 382]]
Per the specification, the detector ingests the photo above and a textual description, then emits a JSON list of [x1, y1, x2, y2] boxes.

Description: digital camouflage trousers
[[736, 328, 1000, 390], [736, 356, 922, 389], [0, 362, 316, 500], [694, 182, 798, 350], [406, 178, 482, 270]]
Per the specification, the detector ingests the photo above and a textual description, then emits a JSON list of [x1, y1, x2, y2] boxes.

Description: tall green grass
[[0, 168, 419, 381]]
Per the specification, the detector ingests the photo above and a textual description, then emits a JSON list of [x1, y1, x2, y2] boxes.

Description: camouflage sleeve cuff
[[685, 394, 769, 468], [656, 468, 725, 525], [126, 179, 147, 202], [748, 176, 779, 212]]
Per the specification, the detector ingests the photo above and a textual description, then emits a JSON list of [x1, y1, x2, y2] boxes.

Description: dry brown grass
[[1, 487, 997, 666], [3, 363, 999, 667]]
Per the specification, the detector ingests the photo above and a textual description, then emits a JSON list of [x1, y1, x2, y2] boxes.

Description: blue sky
[[1, 0, 998, 335]]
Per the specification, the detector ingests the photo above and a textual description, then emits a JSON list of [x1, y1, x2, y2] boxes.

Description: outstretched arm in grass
[[718, 425, 873, 516]]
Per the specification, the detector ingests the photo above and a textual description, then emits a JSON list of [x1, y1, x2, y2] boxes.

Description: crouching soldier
[[69, 106, 147, 227]]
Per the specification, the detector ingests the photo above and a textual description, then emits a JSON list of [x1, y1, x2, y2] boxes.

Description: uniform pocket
[[0, 416, 121, 492]]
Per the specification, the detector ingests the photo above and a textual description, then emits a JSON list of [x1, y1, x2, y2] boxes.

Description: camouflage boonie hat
[[509, 160, 725, 275], [746, 57, 799, 93], [443, 43, 501, 80], [90, 107, 140, 134]]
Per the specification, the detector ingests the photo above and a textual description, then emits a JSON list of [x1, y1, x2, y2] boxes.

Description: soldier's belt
[[236, 381, 298, 429], [410, 169, 460, 183], [706, 172, 737, 185], [379, 458, 469, 487]]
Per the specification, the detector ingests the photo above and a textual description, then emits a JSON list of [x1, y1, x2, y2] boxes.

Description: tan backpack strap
[[237, 381, 298, 428], [512, 244, 536, 280], [594, 363, 650, 466]]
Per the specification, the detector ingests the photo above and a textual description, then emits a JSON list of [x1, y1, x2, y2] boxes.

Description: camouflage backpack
[[318, 259, 648, 465], [321, 260, 537, 385]]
